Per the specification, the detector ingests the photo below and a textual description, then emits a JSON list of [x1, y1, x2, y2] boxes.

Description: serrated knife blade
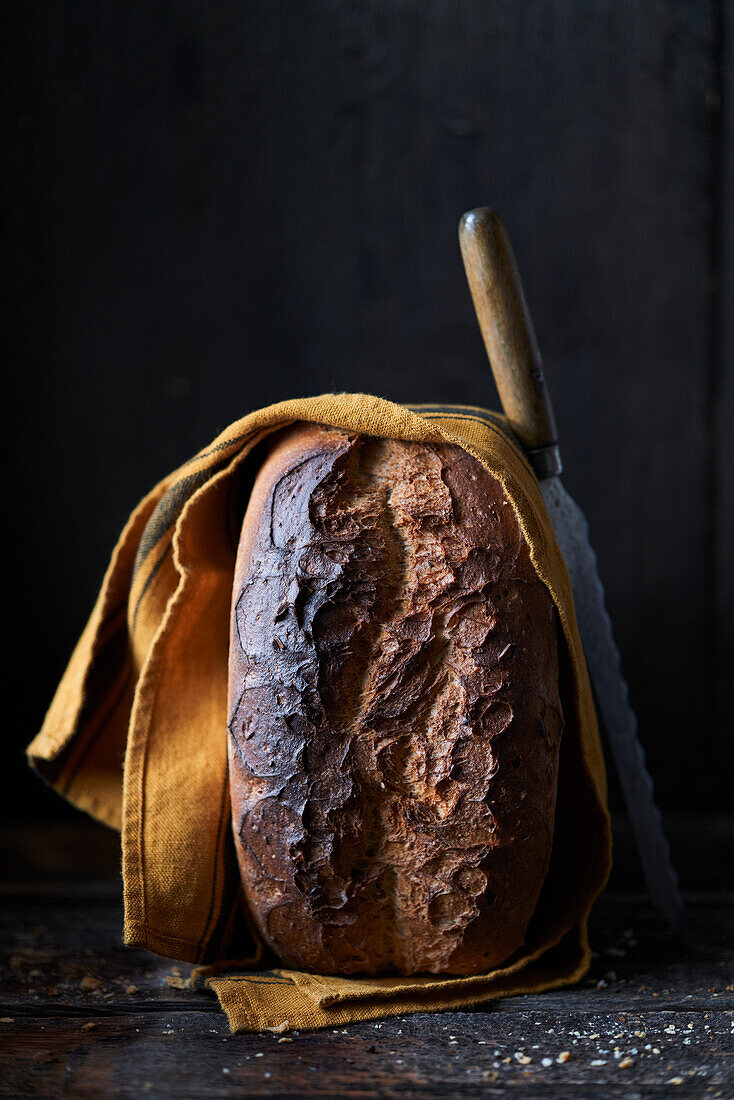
[[541, 476, 689, 941], [459, 207, 689, 941]]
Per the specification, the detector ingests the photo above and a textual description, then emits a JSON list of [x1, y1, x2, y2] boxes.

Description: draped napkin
[[28, 393, 611, 1031]]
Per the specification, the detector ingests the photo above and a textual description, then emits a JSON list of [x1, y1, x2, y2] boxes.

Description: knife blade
[[458, 207, 689, 942]]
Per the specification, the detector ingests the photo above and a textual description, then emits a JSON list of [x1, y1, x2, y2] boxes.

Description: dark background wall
[[5, 1, 732, 819]]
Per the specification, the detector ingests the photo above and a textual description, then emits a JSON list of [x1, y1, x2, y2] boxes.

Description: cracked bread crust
[[227, 422, 564, 976]]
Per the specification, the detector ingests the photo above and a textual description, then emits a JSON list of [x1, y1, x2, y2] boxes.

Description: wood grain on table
[[1, 819, 731, 1097]]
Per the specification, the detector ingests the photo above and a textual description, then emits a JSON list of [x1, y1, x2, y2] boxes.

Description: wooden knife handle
[[458, 207, 562, 478]]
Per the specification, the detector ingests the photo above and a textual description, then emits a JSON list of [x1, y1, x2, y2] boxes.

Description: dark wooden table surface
[[1, 817, 732, 1098]]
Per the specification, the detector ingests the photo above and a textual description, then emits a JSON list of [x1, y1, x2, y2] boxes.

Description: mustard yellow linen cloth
[[28, 393, 611, 1032]]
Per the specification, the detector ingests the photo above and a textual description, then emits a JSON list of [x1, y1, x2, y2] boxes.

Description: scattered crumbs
[[222, 1068, 229, 1074], [667, 1077, 685, 1086], [664, 1025, 676, 1034], [166, 974, 189, 990], [266, 1020, 290, 1034], [589, 1033, 600, 1040], [278, 1038, 292, 1044], [653, 1048, 661, 1054], [483, 1071, 498, 1082], [590, 1060, 607, 1067], [541, 1058, 553, 1067], [79, 976, 102, 993], [634, 1031, 646, 1038], [596, 980, 607, 989], [125, 985, 140, 995], [80, 1022, 96, 1032], [557, 1052, 572, 1064], [255, 1053, 264, 1058], [502, 1057, 512, 1065], [619, 1057, 634, 1068], [514, 1053, 531, 1064]]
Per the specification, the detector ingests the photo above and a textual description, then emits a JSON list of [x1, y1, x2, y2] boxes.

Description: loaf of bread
[[227, 423, 563, 976]]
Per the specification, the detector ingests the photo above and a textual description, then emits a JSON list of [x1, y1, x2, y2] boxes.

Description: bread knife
[[458, 207, 690, 943]]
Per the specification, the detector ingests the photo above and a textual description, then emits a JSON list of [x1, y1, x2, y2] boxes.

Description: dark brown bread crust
[[227, 423, 563, 976]]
